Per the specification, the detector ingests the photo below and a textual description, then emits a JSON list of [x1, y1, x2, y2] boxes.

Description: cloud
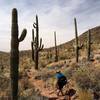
[[0, 0, 100, 51]]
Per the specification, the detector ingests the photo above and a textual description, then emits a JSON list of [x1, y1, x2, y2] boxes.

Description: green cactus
[[74, 18, 83, 62], [87, 29, 91, 61], [54, 31, 58, 62], [31, 15, 44, 70], [10, 8, 27, 100]]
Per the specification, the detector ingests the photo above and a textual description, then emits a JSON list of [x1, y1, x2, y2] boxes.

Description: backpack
[[58, 75, 67, 86]]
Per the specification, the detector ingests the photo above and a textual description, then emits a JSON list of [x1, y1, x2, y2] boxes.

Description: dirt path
[[26, 69, 78, 100], [29, 75, 75, 100]]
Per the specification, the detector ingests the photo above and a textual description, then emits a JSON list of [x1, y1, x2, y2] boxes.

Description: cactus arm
[[38, 45, 44, 51], [40, 38, 42, 48], [18, 29, 27, 42], [31, 29, 35, 61], [33, 23, 36, 28], [41, 45, 44, 49], [36, 15, 39, 47], [38, 38, 44, 51], [32, 29, 36, 46], [31, 41, 34, 61], [32, 29, 34, 41]]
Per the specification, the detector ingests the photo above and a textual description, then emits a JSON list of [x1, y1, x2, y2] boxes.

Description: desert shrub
[[59, 55, 66, 60], [63, 67, 76, 79], [78, 89, 93, 100], [47, 77, 56, 88], [74, 67, 91, 89], [39, 60, 48, 68], [46, 60, 64, 70], [95, 56, 100, 61], [74, 66, 100, 92]]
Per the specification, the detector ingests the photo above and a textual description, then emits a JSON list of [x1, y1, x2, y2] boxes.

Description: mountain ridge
[[0, 25, 100, 54]]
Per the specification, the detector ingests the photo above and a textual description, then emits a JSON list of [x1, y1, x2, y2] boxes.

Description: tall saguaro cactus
[[74, 18, 83, 62], [54, 31, 58, 62], [87, 30, 91, 61], [10, 8, 27, 100], [74, 18, 79, 62], [31, 15, 44, 70]]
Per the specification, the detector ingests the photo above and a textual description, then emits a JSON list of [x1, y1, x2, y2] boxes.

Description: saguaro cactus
[[87, 29, 91, 61], [74, 18, 83, 62], [54, 31, 58, 62], [10, 8, 27, 100], [31, 15, 44, 70]]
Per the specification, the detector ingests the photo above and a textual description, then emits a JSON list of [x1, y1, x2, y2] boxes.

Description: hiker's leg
[[57, 89, 60, 96], [65, 95, 70, 100], [56, 83, 60, 96], [57, 88, 63, 96], [68, 96, 71, 100], [60, 88, 64, 96]]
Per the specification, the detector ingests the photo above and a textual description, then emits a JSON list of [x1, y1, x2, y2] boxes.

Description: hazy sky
[[0, 0, 100, 51]]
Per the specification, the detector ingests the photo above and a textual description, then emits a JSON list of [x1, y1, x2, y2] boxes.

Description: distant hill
[[57, 26, 100, 50], [0, 26, 100, 60], [43, 26, 100, 60]]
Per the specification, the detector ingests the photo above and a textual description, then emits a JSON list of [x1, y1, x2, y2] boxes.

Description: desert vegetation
[[0, 8, 100, 100]]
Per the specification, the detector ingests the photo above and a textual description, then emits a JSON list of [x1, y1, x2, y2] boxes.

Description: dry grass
[[78, 89, 93, 100]]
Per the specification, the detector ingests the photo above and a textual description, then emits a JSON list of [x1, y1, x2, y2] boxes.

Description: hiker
[[55, 71, 67, 96]]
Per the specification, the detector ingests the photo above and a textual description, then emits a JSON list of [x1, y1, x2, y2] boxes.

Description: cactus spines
[[54, 31, 58, 62], [10, 8, 27, 100], [87, 29, 91, 61], [31, 15, 44, 70]]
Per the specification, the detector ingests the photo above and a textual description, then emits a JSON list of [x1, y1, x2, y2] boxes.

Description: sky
[[0, 0, 100, 52]]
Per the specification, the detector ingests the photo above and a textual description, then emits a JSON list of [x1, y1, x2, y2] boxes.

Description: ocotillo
[[10, 8, 27, 100], [31, 15, 44, 70]]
